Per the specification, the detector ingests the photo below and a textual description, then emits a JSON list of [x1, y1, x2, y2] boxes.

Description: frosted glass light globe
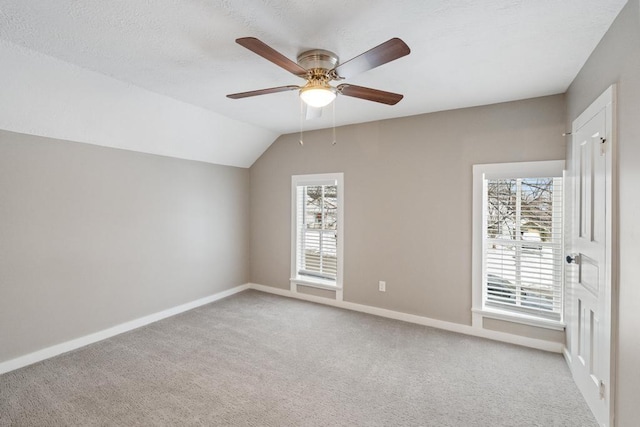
[[299, 86, 336, 108]]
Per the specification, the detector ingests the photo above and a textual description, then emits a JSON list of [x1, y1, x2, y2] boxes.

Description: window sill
[[290, 276, 341, 291], [472, 307, 566, 331]]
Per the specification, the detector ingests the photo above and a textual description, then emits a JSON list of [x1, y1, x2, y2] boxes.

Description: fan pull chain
[[331, 100, 336, 145], [299, 98, 304, 146]]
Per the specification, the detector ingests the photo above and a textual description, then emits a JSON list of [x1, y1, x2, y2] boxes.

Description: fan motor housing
[[297, 49, 339, 72]]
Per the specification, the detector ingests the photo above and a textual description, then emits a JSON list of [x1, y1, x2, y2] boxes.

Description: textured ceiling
[[0, 0, 628, 163]]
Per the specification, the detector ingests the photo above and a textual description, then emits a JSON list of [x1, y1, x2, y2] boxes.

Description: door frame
[[564, 84, 618, 426]]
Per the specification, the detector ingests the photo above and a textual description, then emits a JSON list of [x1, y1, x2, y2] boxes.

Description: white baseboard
[[562, 346, 573, 365], [0, 284, 249, 375], [247, 283, 564, 353]]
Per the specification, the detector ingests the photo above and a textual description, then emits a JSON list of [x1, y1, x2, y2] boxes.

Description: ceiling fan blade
[[337, 84, 403, 105], [236, 37, 308, 77], [227, 85, 300, 99], [333, 38, 410, 79]]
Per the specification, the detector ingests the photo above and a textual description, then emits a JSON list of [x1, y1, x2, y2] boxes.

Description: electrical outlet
[[378, 281, 386, 292]]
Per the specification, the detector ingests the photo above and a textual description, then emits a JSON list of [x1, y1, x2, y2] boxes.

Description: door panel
[[566, 86, 614, 427], [580, 254, 599, 296]]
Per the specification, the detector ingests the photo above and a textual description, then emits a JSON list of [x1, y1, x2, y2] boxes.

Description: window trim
[[290, 173, 344, 300], [472, 160, 565, 330]]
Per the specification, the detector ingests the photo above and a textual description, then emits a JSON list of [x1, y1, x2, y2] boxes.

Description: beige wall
[[483, 318, 564, 343], [0, 130, 250, 363], [296, 285, 337, 300], [250, 94, 566, 335], [566, 1, 640, 425]]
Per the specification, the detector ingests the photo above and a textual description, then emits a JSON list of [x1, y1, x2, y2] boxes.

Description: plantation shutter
[[295, 182, 338, 281], [483, 177, 563, 320]]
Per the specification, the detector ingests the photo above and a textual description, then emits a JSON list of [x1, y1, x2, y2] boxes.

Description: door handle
[[566, 254, 580, 264]]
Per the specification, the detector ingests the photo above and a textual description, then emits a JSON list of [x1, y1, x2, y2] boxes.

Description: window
[[472, 161, 565, 329], [291, 173, 344, 297]]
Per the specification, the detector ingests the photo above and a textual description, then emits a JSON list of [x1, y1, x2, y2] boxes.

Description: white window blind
[[483, 177, 563, 321], [295, 184, 338, 281]]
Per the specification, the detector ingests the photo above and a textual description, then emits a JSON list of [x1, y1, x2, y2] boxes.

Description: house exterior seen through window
[[472, 161, 565, 329], [291, 173, 343, 296], [485, 177, 563, 321], [296, 184, 338, 280]]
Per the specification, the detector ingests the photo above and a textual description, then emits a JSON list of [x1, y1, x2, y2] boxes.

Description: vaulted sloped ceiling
[[0, 0, 628, 167]]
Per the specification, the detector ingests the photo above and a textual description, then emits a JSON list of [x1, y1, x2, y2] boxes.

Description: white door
[[566, 86, 615, 427]]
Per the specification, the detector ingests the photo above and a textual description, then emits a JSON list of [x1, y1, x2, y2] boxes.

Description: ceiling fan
[[226, 37, 410, 109]]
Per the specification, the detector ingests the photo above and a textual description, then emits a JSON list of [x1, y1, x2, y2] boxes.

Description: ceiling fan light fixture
[[299, 83, 337, 108]]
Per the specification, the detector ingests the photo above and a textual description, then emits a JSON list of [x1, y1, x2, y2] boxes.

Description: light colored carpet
[[1, 290, 596, 426]]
